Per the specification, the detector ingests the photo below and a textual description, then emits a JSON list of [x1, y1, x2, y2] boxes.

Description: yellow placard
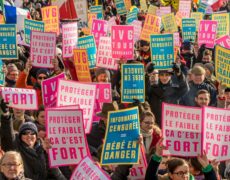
[[41, 6, 59, 35], [81, 27, 91, 35], [191, 12, 203, 31], [148, 5, 158, 15], [162, 13, 178, 33], [0, 15, 5, 24], [124, 0, 132, 11], [140, 0, 148, 12], [212, 13, 230, 38], [88, 13, 97, 29], [175, 11, 183, 28]]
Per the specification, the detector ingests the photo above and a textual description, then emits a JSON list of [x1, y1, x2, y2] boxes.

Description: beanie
[[204, 63, 214, 74], [36, 68, 50, 79], [19, 122, 38, 138]]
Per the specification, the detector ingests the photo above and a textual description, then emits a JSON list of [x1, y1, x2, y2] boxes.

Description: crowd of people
[[0, 0, 229, 179]]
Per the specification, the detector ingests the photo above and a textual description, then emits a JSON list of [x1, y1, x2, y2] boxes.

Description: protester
[[194, 89, 211, 107], [5, 63, 19, 87]]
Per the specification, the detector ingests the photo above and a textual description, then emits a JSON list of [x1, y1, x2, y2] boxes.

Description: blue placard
[[126, 11, 137, 24], [150, 34, 174, 70], [182, 18, 196, 43], [0, 59, 4, 85], [198, 3, 207, 14], [115, 0, 127, 15], [0, 24, 17, 59], [101, 107, 140, 165], [77, 35, 97, 68], [90, 5, 103, 19], [121, 64, 145, 103], [24, 19, 44, 44]]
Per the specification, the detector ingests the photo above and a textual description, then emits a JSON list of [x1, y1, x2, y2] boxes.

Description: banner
[[73, 49, 91, 82], [115, 0, 127, 15], [198, 20, 217, 48], [101, 107, 140, 165], [57, 79, 96, 134], [162, 13, 178, 33], [41, 6, 59, 35], [162, 103, 202, 157], [0, 87, 38, 110], [62, 23, 78, 58], [0, 59, 4, 85], [30, 31, 56, 68], [191, 12, 203, 31], [121, 64, 145, 103], [215, 35, 230, 49], [77, 35, 97, 68], [24, 19, 44, 45], [47, 108, 90, 167], [74, 0, 88, 28], [91, 19, 108, 47], [178, 0, 191, 18], [212, 13, 229, 38], [70, 156, 111, 180], [140, 14, 161, 41], [96, 37, 118, 70], [203, 107, 230, 161], [215, 45, 230, 87], [0, 24, 17, 59], [111, 25, 134, 59], [42, 73, 65, 108], [126, 11, 137, 24], [182, 18, 196, 42], [150, 34, 174, 70], [90, 5, 103, 19], [130, 20, 142, 42]]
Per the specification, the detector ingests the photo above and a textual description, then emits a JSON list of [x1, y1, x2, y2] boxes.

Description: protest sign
[[198, 20, 217, 48], [0, 87, 38, 110], [126, 11, 137, 24], [191, 12, 203, 31], [77, 35, 97, 68], [101, 107, 140, 165], [115, 0, 127, 15], [0, 24, 17, 59], [198, 3, 207, 14], [91, 19, 108, 47], [75, 0, 88, 28], [215, 35, 230, 49], [87, 13, 97, 30], [140, 0, 148, 11], [162, 103, 202, 157], [121, 64, 145, 103], [30, 31, 56, 68], [129, 146, 147, 180], [150, 34, 174, 70], [70, 156, 111, 180], [42, 73, 65, 108], [24, 19, 44, 45], [202, 107, 230, 161], [41, 6, 59, 35], [212, 13, 229, 38], [173, 32, 180, 47], [73, 49, 91, 82], [148, 5, 158, 15], [178, 0, 191, 18], [57, 79, 96, 134], [162, 13, 178, 33], [124, 0, 132, 11], [0, 15, 4, 24], [140, 14, 161, 42], [0, 59, 4, 86], [130, 20, 142, 42], [107, 16, 117, 34], [46, 108, 90, 167], [93, 83, 112, 122], [62, 23, 78, 58], [90, 5, 103, 19], [215, 45, 230, 87], [111, 25, 134, 59], [182, 18, 196, 42], [156, 6, 171, 17], [96, 36, 118, 70], [175, 11, 183, 28]]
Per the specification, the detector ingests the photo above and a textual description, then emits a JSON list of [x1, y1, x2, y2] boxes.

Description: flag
[[59, 0, 77, 20]]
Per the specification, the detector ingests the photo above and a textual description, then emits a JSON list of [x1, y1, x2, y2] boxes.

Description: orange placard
[[0, 15, 5, 24], [88, 13, 97, 29]]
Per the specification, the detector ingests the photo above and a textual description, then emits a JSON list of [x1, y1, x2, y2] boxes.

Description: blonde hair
[[0, 151, 23, 170]]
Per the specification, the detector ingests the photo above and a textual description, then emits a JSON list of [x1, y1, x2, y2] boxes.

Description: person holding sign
[[5, 63, 19, 88], [195, 90, 211, 107]]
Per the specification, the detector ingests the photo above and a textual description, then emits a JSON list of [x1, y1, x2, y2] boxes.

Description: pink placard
[[156, 6, 171, 17], [91, 19, 108, 47], [202, 106, 230, 162], [107, 16, 117, 34], [215, 35, 230, 49], [130, 20, 142, 42], [0, 87, 38, 110], [179, 0, 191, 18], [30, 31, 56, 68], [56, 79, 97, 134], [162, 103, 202, 157], [46, 108, 90, 167], [41, 73, 65, 108], [70, 156, 111, 180], [173, 32, 180, 47], [96, 36, 118, 70], [198, 20, 218, 48], [62, 23, 78, 58], [111, 25, 134, 59], [92, 83, 112, 122]]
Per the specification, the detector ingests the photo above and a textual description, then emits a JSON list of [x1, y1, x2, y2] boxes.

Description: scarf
[[141, 128, 153, 154]]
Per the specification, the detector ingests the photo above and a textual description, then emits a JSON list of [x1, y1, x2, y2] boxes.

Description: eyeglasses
[[21, 130, 36, 135], [38, 76, 47, 80], [143, 121, 154, 125], [2, 163, 22, 168], [173, 171, 189, 177]]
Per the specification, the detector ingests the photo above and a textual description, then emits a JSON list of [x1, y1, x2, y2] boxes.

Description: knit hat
[[36, 68, 50, 79], [191, 66, 206, 75], [182, 40, 194, 51], [6, 63, 18, 75], [204, 63, 214, 74], [19, 122, 38, 138], [158, 69, 173, 74], [97, 102, 119, 118], [95, 68, 110, 81]]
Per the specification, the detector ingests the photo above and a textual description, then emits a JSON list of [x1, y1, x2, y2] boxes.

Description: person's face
[[13, 109, 25, 117], [149, 72, 158, 83], [169, 164, 190, 180], [37, 111, 45, 126], [202, 55, 211, 63], [192, 74, 205, 85], [205, 68, 211, 77], [195, 93, 210, 107], [21, 130, 37, 148], [141, 116, 155, 132], [159, 73, 171, 84], [142, 45, 149, 52], [7, 71, 19, 81], [97, 73, 108, 83], [37, 74, 47, 85], [225, 92, 230, 102], [1, 154, 23, 179], [101, 116, 108, 126]]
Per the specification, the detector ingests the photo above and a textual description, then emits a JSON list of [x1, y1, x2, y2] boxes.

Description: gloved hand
[[147, 63, 155, 74], [172, 63, 181, 74], [0, 99, 9, 113]]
